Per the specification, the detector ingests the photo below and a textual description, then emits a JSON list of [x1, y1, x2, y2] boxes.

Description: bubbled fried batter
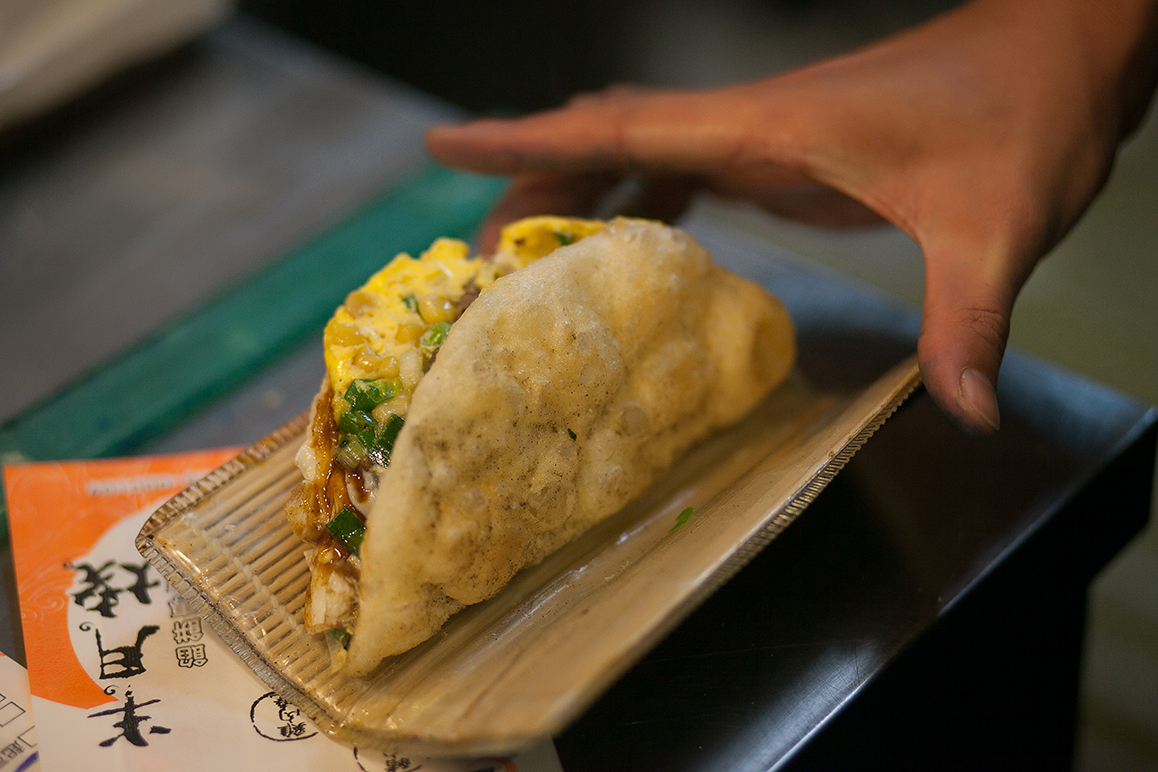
[[345, 218, 794, 674]]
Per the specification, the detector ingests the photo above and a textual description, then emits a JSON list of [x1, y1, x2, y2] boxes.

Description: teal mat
[[0, 164, 506, 535]]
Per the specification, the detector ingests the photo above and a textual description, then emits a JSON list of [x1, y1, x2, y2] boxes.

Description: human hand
[[427, 0, 1158, 435]]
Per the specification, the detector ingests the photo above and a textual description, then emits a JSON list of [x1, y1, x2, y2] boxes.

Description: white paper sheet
[[0, 653, 39, 772]]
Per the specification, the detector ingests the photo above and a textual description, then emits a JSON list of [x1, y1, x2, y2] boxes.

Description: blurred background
[[2, 0, 1155, 768]]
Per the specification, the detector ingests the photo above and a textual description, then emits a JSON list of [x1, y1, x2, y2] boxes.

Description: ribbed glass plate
[[136, 355, 919, 757]]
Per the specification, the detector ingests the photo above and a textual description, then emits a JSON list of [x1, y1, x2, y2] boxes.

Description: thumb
[[917, 242, 1022, 435]]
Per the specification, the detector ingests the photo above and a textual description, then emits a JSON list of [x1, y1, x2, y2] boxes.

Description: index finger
[[426, 85, 809, 186]]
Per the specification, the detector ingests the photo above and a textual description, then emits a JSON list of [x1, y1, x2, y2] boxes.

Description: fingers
[[428, 83, 892, 232], [427, 86, 790, 178], [916, 239, 1024, 436], [430, 87, 738, 249]]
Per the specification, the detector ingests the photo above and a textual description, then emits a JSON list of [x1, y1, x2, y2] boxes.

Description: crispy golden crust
[[345, 218, 794, 674]]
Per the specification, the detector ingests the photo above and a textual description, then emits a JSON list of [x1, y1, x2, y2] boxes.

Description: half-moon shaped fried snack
[[337, 218, 795, 674]]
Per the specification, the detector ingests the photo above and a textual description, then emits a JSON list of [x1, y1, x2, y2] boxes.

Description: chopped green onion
[[669, 506, 696, 533], [336, 404, 406, 469], [420, 321, 451, 353], [337, 408, 375, 435], [401, 294, 417, 311], [344, 378, 399, 413], [555, 231, 575, 246], [334, 435, 368, 470], [326, 506, 366, 554], [359, 413, 405, 468], [326, 628, 350, 647], [377, 414, 405, 460], [567, 428, 577, 440], [356, 427, 379, 459]]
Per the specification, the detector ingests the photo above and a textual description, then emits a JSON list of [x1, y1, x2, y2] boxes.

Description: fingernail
[[959, 367, 1000, 433]]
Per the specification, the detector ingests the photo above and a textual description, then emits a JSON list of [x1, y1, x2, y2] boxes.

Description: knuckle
[[954, 305, 1009, 353]]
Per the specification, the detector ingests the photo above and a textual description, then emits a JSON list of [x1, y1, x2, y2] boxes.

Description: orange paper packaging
[[3, 450, 561, 772]]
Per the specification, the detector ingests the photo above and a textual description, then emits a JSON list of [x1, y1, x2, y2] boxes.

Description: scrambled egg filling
[[287, 216, 604, 648], [326, 215, 606, 420]]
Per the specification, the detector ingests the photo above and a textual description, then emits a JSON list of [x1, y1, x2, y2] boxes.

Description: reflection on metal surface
[[739, 641, 884, 766]]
